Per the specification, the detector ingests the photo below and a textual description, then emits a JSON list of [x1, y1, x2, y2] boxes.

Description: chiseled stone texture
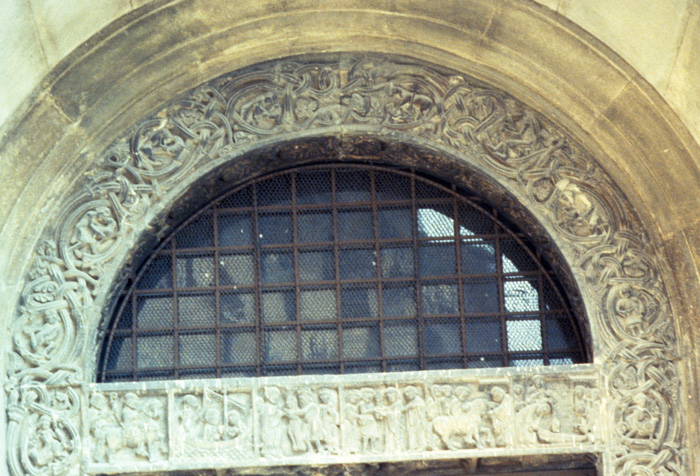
[[0, 0, 699, 146], [82, 367, 601, 474]]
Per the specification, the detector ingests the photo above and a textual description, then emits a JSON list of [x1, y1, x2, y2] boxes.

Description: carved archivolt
[[5, 56, 683, 476]]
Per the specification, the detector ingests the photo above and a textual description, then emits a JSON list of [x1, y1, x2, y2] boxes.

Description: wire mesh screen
[[98, 164, 587, 382]]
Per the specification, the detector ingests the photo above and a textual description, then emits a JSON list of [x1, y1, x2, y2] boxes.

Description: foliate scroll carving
[[6, 381, 80, 476], [8, 56, 684, 476]]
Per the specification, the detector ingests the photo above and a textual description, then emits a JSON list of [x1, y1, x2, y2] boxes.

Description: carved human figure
[[285, 393, 306, 453], [297, 389, 324, 453], [554, 179, 601, 237], [517, 401, 588, 446], [180, 394, 202, 435], [426, 384, 443, 420], [28, 415, 71, 469], [620, 393, 660, 440], [487, 387, 512, 447], [358, 388, 381, 453], [89, 393, 123, 462], [403, 386, 427, 451], [614, 289, 647, 336], [318, 388, 340, 453], [202, 407, 223, 441], [119, 393, 166, 461], [225, 410, 245, 446], [260, 387, 286, 458], [23, 310, 62, 359], [343, 389, 362, 454], [376, 388, 404, 453], [142, 399, 167, 461], [439, 385, 459, 417], [431, 385, 481, 450], [73, 206, 119, 259]]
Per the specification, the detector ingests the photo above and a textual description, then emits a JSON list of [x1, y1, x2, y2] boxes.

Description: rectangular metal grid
[[100, 165, 584, 381]]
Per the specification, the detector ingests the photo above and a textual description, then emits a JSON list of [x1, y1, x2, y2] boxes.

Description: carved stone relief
[[83, 369, 601, 473], [4, 56, 684, 476], [173, 389, 253, 460]]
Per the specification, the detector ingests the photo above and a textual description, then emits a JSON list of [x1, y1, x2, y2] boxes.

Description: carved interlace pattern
[[6, 57, 683, 476]]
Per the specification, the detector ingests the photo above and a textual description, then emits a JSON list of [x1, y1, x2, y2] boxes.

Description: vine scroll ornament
[[6, 56, 683, 476]]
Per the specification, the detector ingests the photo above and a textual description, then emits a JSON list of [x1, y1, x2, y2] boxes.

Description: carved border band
[[6, 56, 684, 476], [84, 367, 602, 473]]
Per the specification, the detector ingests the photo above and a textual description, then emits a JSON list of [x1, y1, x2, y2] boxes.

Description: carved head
[[490, 387, 505, 403], [385, 388, 399, 403], [124, 392, 139, 409]]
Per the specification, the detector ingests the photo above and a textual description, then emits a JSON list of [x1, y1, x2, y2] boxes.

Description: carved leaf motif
[[7, 56, 683, 476]]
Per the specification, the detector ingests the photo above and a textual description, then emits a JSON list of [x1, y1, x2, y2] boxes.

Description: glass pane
[[258, 212, 293, 244], [417, 205, 454, 237], [262, 290, 296, 322], [136, 295, 173, 328], [342, 324, 381, 358], [422, 283, 459, 315], [420, 241, 456, 277], [221, 330, 256, 364], [341, 287, 378, 319], [261, 250, 294, 284], [178, 293, 216, 327], [338, 209, 374, 241], [504, 279, 539, 313], [301, 327, 338, 360], [137, 335, 173, 368], [425, 319, 461, 355], [262, 328, 296, 363], [336, 169, 370, 202], [463, 278, 499, 313], [462, 240, 496, 274], [137, 254, 172, 290], [507, 319, 543, 352], [179, 333, 216, 366], [218, 213, 252, 247], [382, 286, 416, 317], [377, 208, 412, 238], [220, 292, 255, 324], [380, 246, 414, 278], [384, 320, 418, 357], [297, 170, 332, 204], [298, 211, 333, 242], [339, 248, 375, 280], [177, 215, 214, 249], [300, 289, 336, 321], [465, 318, 501, 353], [299, 249, 335, 282], [176, 254, 215, 288], [219, 253, 254, 286]]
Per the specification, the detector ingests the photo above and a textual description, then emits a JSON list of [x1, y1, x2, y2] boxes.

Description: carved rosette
[[6, 56, 683, 476]]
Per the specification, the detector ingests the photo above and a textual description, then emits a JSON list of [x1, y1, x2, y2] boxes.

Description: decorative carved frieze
[[5, 56, 685, 476], [83, 368, 601, 473]]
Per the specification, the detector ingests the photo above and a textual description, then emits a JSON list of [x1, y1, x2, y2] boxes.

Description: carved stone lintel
[[84, 367, 601, 473]]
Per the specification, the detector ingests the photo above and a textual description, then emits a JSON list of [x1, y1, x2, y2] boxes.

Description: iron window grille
[[98, 163, 587, 382]]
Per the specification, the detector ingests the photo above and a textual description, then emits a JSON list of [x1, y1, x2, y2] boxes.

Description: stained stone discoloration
[[3, 56, 685, 476]]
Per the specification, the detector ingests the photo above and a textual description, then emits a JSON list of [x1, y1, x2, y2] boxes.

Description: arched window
[[99, 163, 587, 382]]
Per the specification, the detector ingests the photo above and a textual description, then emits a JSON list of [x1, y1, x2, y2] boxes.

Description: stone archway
[[4, 55, 686, 476]]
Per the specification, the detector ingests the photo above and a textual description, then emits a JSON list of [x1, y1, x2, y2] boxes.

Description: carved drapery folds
[[6, 56, 683, 476], [84, 369, 601, 473]]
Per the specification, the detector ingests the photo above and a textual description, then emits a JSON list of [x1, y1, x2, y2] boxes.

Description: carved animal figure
[[431, 411, 480, 450]]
